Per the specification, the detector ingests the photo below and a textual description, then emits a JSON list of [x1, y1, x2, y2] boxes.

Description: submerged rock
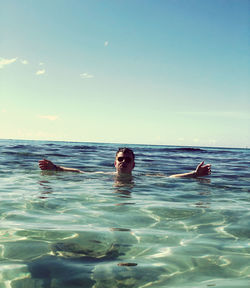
[[51, 241, 121, 260], [27, 241, 123, 288]]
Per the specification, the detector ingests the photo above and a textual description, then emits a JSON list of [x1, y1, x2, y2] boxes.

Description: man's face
[[114, 151, 135, 174]]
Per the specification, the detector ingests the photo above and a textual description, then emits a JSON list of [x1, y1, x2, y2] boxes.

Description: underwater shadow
[[27, 242, 123, 288]]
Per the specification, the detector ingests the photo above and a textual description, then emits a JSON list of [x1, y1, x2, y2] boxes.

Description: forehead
[[116, 151, 134, 159]]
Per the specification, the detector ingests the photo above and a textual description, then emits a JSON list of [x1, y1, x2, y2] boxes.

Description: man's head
[[114, 147, 135, 175]]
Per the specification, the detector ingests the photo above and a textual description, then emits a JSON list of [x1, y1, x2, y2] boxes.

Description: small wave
[[177, 147, 205, 152], [70, 145, 98, 151], [7, 144, 39, 151], [8, 145, 27, 149], [151, 147, 235, 155], [46, 153, 69, 157], [98, 161, 113, 167], [150, 147, 207, 153], [2, 151, 36, 157]]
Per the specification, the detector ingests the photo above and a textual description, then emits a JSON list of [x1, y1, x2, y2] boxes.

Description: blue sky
[[1, 0, 249, 147]]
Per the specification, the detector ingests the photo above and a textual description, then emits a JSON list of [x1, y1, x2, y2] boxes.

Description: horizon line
[[0, 137, 248, 150]]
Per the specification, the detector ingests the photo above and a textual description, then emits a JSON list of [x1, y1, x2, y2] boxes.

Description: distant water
[[0, 139, 249, 288]]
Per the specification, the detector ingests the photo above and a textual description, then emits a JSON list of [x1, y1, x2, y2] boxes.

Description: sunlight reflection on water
[[0, 140, 249, 287]]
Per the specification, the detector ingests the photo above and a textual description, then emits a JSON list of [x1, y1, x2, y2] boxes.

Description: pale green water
[[0, 140, 249, 287]]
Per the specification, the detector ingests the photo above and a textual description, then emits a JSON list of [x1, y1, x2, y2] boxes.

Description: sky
[[0, 0, 249, 148]]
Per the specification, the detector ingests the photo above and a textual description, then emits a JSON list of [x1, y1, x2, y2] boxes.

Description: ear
[[114, 160, 117, 167]]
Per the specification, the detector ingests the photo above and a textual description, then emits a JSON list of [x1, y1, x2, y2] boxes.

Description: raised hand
[[39, 159, 58, 171], [194, 161, 211, 177]]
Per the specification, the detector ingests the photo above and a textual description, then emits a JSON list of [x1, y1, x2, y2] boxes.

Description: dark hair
[[116, 147, 135, 160]]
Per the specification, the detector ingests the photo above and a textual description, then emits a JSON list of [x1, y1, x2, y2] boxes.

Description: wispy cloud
[[80, 73, 94, 79], [20, 59, 28, 65], [104, 41, 109, 47], [0, 57, 18, 69], [36, 69, 46, 75], [38, 115, 59, 121]]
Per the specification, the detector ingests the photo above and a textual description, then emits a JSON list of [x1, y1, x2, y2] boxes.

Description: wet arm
[[169, 161, 211, 178], [38, 159, 84, 173]]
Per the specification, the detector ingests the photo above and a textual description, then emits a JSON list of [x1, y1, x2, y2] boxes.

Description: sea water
[[0, 139, 249, 288]]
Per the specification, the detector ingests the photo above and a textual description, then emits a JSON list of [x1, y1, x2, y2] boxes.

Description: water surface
[[0, 140, 249, 287]]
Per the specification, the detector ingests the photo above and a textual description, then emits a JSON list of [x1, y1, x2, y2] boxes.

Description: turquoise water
[[0, 139, 249, 287]]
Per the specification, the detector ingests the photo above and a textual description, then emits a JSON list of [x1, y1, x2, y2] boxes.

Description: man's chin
[[118, 168, 130, 174]]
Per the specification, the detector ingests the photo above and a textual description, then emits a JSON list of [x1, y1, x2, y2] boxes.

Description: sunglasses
[[117, 157, 132, 163]]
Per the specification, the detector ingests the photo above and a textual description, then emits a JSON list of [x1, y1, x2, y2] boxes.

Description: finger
[[202, 164, 210, 168], [39, 161, 48, 169], [197, 161, 204, 169]]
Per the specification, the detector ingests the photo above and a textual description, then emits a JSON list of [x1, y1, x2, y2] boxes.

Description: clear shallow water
[[0, 139, 249, 288]]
